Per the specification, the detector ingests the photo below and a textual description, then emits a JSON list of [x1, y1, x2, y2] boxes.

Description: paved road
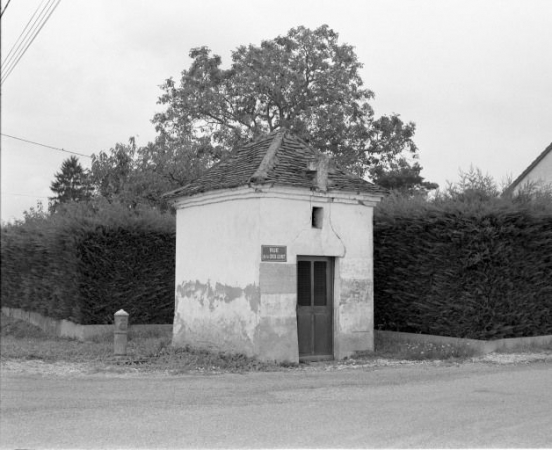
[[1, 362, 551, 448]]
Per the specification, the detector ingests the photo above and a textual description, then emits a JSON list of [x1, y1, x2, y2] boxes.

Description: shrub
[[1, 200, 176, 325], [374, 192, 552, 340], [77, 226, 175, 324]]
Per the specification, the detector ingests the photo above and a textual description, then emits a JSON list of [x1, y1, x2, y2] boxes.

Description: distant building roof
[[164, 129, 387, 200], [507, 142, 552, 193]]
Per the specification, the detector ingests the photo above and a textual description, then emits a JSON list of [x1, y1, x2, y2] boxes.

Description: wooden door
[[297, 256, 333, 360]]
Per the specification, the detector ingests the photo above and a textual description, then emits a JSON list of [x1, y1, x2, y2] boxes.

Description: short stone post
[[114, 309, 129, 356]]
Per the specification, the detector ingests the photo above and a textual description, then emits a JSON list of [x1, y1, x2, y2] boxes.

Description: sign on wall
[[261, 245, 287, 262]]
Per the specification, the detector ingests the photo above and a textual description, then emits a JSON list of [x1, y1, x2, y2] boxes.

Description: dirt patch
[[1, 360, 96, 377], [2, 313, 550, 378], [473, 352, 552, 365], [2, 351, 550, 378]]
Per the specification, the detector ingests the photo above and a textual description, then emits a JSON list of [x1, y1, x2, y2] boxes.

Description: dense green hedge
[[374, 202, 552, 340], [1, 202, 175, 325], [77, 227, 175, 324], [3, 194, 552, 337]]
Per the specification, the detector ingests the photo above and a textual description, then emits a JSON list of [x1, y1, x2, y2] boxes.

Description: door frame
[[296, 255, 334, 362]]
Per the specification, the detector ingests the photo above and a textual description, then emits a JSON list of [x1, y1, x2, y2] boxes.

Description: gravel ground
[[2, 351, 550, 378]]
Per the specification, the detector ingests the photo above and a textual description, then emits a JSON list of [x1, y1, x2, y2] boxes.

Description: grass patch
[[493, 340, 552, 354], [358, 333, 482, 361], [0, 314, 281, 372], [1, 314, 114, 362], [150, 345, 282, 373], [0, 313, 52, 339], [9, 314, 545, 372], [366, 333, 552, 360], [88, 326, 172, 344]]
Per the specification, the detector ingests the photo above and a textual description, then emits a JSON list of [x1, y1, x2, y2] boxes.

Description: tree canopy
[[88, 136, 208, 211], [371, 158, 439, 195], [47, 25, 437, 213], [49, 156, 91, 212], [153, 25, 430, 188]]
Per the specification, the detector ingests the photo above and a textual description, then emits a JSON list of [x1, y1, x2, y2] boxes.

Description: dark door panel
[[313, 261, 327, 306], [313, 311, 332, 355], [297, 256, 333, 359], [297, 261, 311, 307], [297, 313, 312, 356]]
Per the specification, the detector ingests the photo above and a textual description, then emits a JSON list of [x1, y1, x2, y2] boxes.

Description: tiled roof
[[164, 129, 387, 199]]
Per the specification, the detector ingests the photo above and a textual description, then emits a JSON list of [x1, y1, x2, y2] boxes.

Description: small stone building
[[164, 130, 386, 363]]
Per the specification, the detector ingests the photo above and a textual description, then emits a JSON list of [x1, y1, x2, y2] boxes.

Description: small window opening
[[312, 207, 323, 229]]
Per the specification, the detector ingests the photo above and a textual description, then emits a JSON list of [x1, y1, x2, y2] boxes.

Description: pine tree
[[49, 156, 91, 211]]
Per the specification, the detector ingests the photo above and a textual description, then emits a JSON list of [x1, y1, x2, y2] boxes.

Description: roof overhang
[[170, 184, 385, 210]]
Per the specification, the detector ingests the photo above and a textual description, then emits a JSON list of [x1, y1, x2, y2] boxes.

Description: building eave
[[171, 184, 384, 210]]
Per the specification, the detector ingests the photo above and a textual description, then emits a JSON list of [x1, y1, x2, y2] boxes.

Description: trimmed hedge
[[1, 202, 175, 325], [1, 220, 80, 321], [3, 195, 551, 337], [77, 227, 175, 324], [374, 205, 552, 340]]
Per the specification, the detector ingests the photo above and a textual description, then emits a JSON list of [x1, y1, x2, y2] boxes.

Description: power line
[[2, 0, 50, 74], [1, 0, 59, 83], [1, 0, 61, 84], [1, 0, 62, 85], [1, 0, 13, 18], [1, 133, 92, 158]]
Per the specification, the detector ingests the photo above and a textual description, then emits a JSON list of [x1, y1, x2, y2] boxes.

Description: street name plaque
[[261, 245, 287, 262]]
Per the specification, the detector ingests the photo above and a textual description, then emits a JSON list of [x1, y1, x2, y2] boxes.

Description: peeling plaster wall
[[257, 195, 375, 360], [173, 188, 378, 362], [258, 263, 298, 362], [331, 204, 375, 358], [174, 280, 260, 356], [173, 197, 261, 356]]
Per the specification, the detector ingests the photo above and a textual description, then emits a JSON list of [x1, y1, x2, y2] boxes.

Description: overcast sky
[[1, 0, 551, 222]]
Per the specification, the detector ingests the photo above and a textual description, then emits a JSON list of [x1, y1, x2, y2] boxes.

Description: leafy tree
[[89, 136, 208, 211], [153, 24, 435, 191], [372, 158, 438, 195], [89, 140, 136, 203], [23, 200, 49, 222], [88, 24, 436, 206], [376, 166, 552, 221], [49, 156, 91, 212], [439, 166, 500, 203]]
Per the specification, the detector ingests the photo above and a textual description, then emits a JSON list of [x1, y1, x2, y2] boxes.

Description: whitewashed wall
[[173, 195, 261, 356], [172, 186, 381, 362], [514, 149, 552, 194]]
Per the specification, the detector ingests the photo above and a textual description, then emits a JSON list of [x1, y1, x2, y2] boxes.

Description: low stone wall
[[5, 306, 549, 352], [1, 307, 172, 341], [376, 330, 552, 354]]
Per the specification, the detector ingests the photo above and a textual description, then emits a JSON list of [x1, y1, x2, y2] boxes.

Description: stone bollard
[[114, 309, 129, 356]]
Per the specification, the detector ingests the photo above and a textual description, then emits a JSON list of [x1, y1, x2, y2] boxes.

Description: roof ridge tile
[[249, 130, 285, 184]]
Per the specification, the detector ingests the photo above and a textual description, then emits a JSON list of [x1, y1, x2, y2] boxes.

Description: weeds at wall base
[[493, 341, 552, 353], [4, 314, 550, 373], [347, 333, 482, 362]]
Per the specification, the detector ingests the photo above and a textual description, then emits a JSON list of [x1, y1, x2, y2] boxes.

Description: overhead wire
[[1, 0, 13, 18], [1, 0, 52, 81], [1, 0, 62, 85], [1, 0, 61, 84], [1, 133, 92, 158], [1, 130, 90, 205]]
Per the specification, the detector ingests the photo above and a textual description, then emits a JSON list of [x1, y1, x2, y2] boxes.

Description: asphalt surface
[[1, 361, 551, 448]]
